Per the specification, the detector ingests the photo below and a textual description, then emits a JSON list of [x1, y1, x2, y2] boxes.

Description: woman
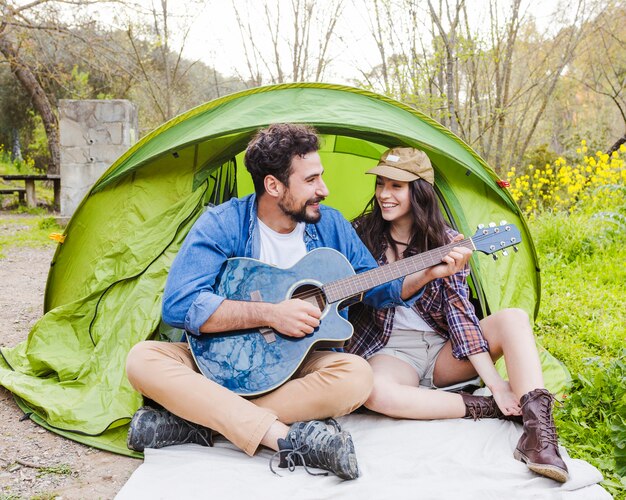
[[348, 147, 568, 483]]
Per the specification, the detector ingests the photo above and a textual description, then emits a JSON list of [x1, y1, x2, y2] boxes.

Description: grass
[[533, 212, 626, 372], [531, 196, 626, 497], [0, 150, 39, 176], [0, 216, 61, 259], [36, 464, 73, 477]]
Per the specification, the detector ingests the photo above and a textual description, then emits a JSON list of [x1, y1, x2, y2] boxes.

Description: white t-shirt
[[393, 305, 434, 332], [257, 218, 307, 268]]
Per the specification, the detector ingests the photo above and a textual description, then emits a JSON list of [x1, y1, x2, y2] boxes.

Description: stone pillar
[[59, 100, 138, 218]]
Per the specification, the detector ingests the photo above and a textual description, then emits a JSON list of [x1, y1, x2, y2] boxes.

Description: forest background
[[0, 0, 624, 497]]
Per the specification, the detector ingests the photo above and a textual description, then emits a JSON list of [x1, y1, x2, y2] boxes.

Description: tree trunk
[[427, 0, 462, 135], [606, 134, 626, 155], [371, 0, 390, 93], [445, 33, 459, 135], [11, 128, 23, 162], [461, 3, 487, 155], [494, 0, 521, 171], [0, 35, 60, 174]]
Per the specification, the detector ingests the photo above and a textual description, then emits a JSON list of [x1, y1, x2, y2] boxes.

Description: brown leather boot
[[460, 393, 523, 424], [513, 388, 569, 483]]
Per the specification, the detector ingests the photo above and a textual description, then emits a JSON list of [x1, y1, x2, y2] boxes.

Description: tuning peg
[[500, 220, 508, 226], [488, 222, 496, 227], [513, 246, 519, 253], [502, 249, 509, 256], [492, 254, 498, 261], [477, 224, 485, 229]]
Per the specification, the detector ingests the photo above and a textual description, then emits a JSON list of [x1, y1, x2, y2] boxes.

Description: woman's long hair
[[354, 178, 449, 261]]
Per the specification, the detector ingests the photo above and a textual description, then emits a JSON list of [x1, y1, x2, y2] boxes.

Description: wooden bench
[[0, 174, 60, 209], [0, 187, 26, 204]]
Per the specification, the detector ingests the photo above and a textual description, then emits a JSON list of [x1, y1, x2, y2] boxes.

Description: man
[[125, 124, 471, 479]]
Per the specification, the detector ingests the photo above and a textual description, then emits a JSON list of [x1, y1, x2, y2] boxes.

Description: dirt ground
[[0, 214, 140, 500]]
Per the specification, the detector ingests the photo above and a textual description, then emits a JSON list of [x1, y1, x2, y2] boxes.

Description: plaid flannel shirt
[[347, 228, 490, 360]]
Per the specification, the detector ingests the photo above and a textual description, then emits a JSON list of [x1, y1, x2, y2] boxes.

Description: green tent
[[0, 83, 566, 457]]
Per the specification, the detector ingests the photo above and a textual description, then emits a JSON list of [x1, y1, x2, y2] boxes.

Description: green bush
[[556, 354, 626, 494], [531, 187, 626, 496]]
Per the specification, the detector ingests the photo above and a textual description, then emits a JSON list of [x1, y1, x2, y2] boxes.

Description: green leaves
[[531, 191, 626, 496], [555, 355, 626, 496], [611, 369, 626, 478], [614, 417, 626, 477]]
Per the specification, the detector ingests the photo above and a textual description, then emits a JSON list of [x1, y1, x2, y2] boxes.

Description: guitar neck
[[323, 238, 475, 304]]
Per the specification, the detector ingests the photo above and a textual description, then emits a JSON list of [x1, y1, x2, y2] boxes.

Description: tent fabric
[[0, 83, 560, 456], [1, 190, 206, 452], [44, 84, 540, 316]]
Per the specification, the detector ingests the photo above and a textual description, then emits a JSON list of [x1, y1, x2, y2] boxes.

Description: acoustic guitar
[[187, 223, 521, 396]]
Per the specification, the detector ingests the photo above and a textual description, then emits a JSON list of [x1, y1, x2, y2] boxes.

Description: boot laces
[[269, 442, 330, 477], [465, 401, 485, 420], [269, 420, 341, 477], [521, 390, 559, 449], [186, 424, 214, 447], [464, 396, 500, 420], [160, 413, 213, 447]]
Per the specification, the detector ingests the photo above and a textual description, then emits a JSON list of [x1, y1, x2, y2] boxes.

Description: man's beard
[[278, 193, 324, 224]]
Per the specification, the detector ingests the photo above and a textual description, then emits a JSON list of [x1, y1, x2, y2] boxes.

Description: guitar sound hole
[[291, 284, 326, 311]]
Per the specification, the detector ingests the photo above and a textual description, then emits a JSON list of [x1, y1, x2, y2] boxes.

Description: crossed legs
[[126, 341, 373, 455]]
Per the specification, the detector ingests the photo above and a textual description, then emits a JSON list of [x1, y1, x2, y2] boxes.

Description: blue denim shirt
[[162, 194, 414, 335]]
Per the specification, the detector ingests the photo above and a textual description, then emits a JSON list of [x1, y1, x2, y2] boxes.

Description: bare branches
[[0, 0, 233, 170], [427, 0, 464, 134], [515, 0, 592, 165], [353, 0, 616, 170], [568, 1, 626, 136], [314, 0, 342, 80], [2, 0, 624, 172], [232, 0, 343, 85]]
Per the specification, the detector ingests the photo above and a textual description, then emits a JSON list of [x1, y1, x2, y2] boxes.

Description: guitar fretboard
[[322, 238, 475, 304]]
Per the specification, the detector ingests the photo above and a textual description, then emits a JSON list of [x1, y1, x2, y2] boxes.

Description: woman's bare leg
[[432, 308, 543, 398], [479, 308, 544, 396], [365, 354, 465, 419]]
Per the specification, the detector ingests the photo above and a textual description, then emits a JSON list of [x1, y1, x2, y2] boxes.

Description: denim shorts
[[376, 328, 447, 388]]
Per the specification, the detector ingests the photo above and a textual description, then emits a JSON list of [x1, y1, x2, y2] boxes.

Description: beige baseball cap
[[366, 147, 435, 185]]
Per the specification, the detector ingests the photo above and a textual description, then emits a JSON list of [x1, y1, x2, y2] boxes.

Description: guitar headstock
[[471, 222, 521, 259]]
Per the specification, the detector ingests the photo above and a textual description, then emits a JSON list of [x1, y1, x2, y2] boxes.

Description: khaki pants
[[126, 341, 373, 456]]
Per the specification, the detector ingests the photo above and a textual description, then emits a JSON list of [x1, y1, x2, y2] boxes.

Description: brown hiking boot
[[513, 388, 569, 483], [461, 393, 523, 424]]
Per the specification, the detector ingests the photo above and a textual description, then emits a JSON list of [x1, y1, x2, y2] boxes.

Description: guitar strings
[[287, 232, 516, 302]]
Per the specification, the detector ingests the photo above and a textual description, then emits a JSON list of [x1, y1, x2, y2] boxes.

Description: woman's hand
[[467, 353, 521, 416], [490, 380, 522, 416], [424, 234, 472, 281]]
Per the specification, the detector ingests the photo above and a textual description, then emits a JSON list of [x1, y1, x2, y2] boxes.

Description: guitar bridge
[[250, 290, 277, 344], [259, 327, 276, 343]]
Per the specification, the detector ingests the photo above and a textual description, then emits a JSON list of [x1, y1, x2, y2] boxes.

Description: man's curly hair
[[244, 123, 320, 195]]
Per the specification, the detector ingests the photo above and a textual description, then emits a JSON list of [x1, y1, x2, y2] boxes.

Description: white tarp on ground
[[116, 412, 610, 500]]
